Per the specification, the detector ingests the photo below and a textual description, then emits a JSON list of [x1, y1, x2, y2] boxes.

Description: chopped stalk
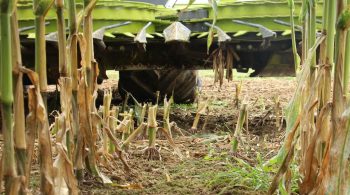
[[190, 99, 209, 133], [122, 123, 147, 149], [231, 103, 247, 152], [144, 105, 160, 160]]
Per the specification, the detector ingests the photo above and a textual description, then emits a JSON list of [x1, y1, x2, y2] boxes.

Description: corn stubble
[[269, 0, 350, 194]]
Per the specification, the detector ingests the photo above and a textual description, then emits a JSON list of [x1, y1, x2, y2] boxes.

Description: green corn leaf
[[207, 0, 217, 53]]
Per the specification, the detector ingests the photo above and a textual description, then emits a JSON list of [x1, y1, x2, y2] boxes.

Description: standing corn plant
[[76, 0, 130, 181], [11, 1, 28, 193], [74, 0, 102, 180], [66, 0, 82, 178], [33, 0, 53, 107], [52, 0, 80, 193], [32, 0, 57, 193], [269, 0, 350, 194], [288, 0, 301, 73], [0, 0, 19, 193]]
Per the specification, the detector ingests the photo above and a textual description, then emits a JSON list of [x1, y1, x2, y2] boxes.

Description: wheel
[[118, 70, 198, 103]]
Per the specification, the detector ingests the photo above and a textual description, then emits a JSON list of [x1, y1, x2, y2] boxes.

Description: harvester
[[17, 0, 323, 103]]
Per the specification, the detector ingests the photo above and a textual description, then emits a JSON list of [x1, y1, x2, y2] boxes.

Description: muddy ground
[[25, 72, 297, 194]]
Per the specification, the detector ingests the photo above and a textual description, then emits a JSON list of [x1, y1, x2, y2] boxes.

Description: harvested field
[[60, 71, 296, 195], [1, 71, 297, 194]]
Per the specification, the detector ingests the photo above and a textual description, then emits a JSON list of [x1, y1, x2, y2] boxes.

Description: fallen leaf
[[112, 183, 144, 190]]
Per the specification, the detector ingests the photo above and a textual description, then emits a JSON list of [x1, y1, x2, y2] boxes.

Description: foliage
[[208, 155, 299, 194], [207, 0, 218, 53], [269, 0, 350, 194]]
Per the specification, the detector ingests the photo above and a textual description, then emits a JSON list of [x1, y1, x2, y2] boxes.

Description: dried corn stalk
[[11, 4, 27, 193], [108, 106, 119, 153], [190, 99, 209, 133], [269, 1, 350, 194], [162, 96, 183, 159], [102, 89, 112, 154], [76, 33, 111, 182], [211, 44, 237, 87]]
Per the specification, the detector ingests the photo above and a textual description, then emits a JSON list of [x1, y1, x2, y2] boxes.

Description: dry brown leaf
[[300, 103, 332, 193], [113, 183, 144, 190], [22, 68, 55, 194]]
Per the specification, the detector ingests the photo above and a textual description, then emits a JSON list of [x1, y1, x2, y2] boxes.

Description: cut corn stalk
[[201, 106, 210, 131], [163, 96, 174, 137], [144, 105, 160, 160], [108, 106, 119, 153], [190, 99, 209, 133], [122, 109, 134, 141], [162, 96, 183, 159], [138, 104, 147, 126], [100, 121, 131, 172], [231, 103, 247, 152], [122, 123, 147, 149], [117, 112, 131, 134], [102, 89, 112, 154], [95, 94, 131, 172]]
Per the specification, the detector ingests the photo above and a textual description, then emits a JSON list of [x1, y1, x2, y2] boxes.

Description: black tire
[[118, 70, 198, 103]]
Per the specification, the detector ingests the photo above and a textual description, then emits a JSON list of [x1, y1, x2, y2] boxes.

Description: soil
[[27, 76, 296, 194]]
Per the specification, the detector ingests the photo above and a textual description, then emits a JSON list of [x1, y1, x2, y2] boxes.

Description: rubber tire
[[118, 70, 197, 103]]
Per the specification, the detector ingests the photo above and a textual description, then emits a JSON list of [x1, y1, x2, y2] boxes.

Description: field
[[62, 70, 296, 195], [2, 0, 350, 194], [0, 70, 297, 194], [0, 68, 306, 194]]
